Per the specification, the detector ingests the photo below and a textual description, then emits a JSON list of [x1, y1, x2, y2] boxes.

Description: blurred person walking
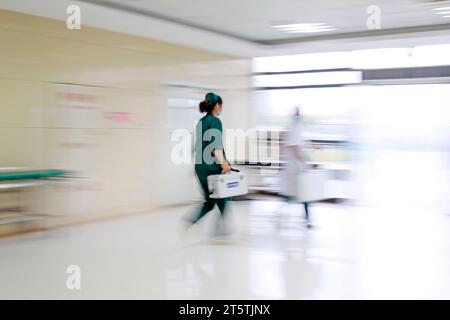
[[181, 92, 232, 236], [279, 107, 312, 228]]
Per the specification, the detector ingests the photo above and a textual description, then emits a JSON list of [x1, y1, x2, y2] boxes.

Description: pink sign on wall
[[104, 112, 138, 124]]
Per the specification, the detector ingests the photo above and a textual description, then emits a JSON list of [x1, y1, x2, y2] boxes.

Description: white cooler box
[[296, 169, 330, 203], [207, 171, 248, 199]]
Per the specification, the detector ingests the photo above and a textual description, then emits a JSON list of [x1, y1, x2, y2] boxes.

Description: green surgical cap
[[205, 92, 220, 105]]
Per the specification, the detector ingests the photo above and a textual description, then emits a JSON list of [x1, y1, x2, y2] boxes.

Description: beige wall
[[0, 10, 251, 225]]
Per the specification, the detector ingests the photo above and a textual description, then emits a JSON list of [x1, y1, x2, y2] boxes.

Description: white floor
[[0, 200, 449, 299], [0, 151, 449, 299]]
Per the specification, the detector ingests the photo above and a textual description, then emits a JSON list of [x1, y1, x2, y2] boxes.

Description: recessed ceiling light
[[432, 6, 450, 11], [273, 23, 326, 28], [285, 28, 339, 33], [273, 23, 338, 34]]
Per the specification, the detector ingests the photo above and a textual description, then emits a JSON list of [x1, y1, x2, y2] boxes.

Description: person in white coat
[[279, 107, 312, 228]]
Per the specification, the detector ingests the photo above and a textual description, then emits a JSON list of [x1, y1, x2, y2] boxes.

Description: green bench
[[0, 169, 69, 225], [0, 169, 66, 181]]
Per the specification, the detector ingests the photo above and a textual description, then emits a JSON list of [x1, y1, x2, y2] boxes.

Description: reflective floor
[[0, 151, 449, 299], [0, 201, 449, 299]]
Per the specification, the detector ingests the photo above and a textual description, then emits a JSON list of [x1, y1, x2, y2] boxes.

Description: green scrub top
[[194, 113, 225, 176]]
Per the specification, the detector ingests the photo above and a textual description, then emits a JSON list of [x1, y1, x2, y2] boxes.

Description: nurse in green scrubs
[[184, 92, 231, 232]]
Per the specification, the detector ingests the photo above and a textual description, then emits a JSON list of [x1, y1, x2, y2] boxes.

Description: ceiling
[[79, 0, 450, 44], [2, 0, 450, 57]]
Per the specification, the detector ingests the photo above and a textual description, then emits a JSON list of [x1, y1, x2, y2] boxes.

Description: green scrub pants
[[189, 167, 228, 224]]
